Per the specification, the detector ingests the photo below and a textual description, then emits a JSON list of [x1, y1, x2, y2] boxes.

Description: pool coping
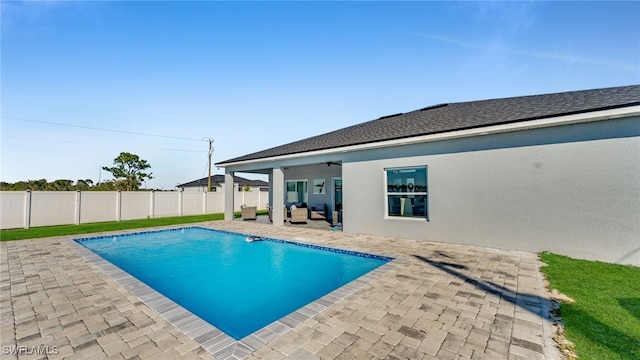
[[68, 226, 406, 360]]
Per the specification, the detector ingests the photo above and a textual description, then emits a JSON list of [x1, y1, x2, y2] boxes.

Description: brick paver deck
[[1, 221, 558, 359]]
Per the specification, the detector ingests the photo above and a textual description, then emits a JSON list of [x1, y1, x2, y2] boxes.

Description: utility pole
[[204, 138, 214, 191]]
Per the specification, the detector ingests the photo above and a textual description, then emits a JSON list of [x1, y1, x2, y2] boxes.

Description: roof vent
[[419, 103, 448, 112], [378, 113, 403, 120]]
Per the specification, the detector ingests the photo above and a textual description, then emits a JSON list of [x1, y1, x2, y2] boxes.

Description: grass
[[539, 252, 640, 360], [0, 210, 269, 241]]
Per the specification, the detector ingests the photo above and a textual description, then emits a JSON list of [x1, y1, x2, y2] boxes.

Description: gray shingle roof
[[216, 85, 640, 165]]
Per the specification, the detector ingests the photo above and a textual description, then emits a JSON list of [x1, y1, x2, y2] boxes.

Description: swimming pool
[[76, 227, 390, 340]]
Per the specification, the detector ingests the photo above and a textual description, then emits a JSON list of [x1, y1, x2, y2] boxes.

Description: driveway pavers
[[1, 220, 558, 359]]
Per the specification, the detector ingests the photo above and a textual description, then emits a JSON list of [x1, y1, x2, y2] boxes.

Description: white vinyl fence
[[0, 190, 268, 230]]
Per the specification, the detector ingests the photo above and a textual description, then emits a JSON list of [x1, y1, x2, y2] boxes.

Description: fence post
[[149, 190, 155, 219], [203, 191, 207, 214], [178, 188, 183, 217], [23, 190, 32, 229], [75, 190, 81, 225], [116, 191, 122, 222]]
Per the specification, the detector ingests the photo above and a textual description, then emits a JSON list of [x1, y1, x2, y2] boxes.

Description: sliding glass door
[[286, 180, 308, 204]]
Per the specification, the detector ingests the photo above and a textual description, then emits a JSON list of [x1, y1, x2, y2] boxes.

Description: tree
[[102, 152, 153, 191], [92, 179, 116, 191], [46, 179, 73, 191], [1, 178, 108, 191], [29, 179, 48, 190], [75, 179, 94, 191]]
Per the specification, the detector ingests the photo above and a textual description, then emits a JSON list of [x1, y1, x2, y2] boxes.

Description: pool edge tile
[[66, 229, 402, 360]]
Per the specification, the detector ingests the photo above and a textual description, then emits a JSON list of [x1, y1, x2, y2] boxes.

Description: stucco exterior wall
[[342, 117, 640, 265]]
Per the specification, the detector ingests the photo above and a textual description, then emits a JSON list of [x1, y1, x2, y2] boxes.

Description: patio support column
[[224, 171, 234, 221], [271, 167, 285, 226]]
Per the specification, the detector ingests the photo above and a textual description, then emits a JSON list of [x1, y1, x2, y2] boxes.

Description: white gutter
[[217, 106, 640, 168]]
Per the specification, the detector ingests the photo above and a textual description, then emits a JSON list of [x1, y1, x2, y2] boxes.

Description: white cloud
[[421, 33, 637, 72]]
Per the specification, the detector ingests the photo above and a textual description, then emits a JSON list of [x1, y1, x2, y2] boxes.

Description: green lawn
[[539, 252, 640, 360], [0, 211, 268, 241]]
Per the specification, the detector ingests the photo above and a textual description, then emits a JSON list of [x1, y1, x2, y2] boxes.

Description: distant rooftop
[[177, 175, 268, 188], [216, 85, 640, 165]]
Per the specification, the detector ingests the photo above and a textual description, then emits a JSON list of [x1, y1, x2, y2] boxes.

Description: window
[[386, 167, 428, 220], [286, 180, 308, 204]]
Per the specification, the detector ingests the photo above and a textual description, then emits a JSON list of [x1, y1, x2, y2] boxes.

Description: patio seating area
[[254, 215, 336, 231], [0, 220, 558, 360]]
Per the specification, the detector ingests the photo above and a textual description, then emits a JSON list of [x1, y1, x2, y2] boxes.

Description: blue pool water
[[76, 227, 389, 340]]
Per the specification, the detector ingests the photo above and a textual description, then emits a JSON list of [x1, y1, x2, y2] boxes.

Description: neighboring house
[[176, 175, 268, 192], [216, 85, 640, 265]]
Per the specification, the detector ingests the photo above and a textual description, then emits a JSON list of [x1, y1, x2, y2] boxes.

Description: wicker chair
[[241, 206, 257, 220], [290, 207, 308, 223]]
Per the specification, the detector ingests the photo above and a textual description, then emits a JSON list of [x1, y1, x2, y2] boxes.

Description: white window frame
[[384, 166, 429, 221]]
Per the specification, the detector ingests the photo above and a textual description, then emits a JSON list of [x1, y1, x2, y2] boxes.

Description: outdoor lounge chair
[[241, 206, 257, 220], [290, 207, 308, 224]]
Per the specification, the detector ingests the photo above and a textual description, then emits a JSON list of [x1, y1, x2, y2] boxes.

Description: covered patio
[[221, 161, 343, 228]]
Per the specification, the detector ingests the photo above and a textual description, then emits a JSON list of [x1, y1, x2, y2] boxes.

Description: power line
[[159, 148, 205, 153], [3, 116, 203, 142]]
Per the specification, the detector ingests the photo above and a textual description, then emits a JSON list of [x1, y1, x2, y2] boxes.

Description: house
[[176, 175, 268, 192], [215, 85, 640, 265]]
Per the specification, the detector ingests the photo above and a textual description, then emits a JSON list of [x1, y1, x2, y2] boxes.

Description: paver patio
[[1, 220, 558, 359]]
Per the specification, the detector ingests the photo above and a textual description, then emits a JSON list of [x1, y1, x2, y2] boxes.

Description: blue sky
[[2, 1, 638, 189]]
